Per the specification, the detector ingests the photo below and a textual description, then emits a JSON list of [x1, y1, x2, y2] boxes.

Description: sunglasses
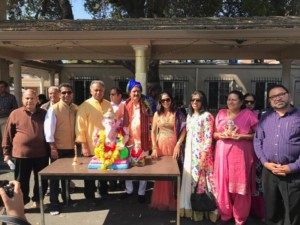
[[191, 98, 202, 103], [161, 98, 171, 103], [245, 100, 255, 104], [61, 91, 73, 95]]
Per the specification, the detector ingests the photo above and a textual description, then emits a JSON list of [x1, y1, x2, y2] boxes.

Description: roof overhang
[[0, 17, 300, 61]]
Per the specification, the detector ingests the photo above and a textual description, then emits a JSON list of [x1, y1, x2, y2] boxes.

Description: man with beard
[[254, 84, 300, 225]]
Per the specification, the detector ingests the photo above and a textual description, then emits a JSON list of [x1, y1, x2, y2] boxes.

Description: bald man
[[2, 89, 49, 208]]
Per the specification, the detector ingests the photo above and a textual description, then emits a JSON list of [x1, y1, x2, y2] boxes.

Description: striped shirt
[[254, 107, 300, 173], [0, 92, 18, 118]]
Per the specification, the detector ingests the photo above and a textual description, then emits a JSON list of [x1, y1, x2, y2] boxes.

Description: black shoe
[[118, 192, 133, 200], [63, 199, 78, 207], [137, 195, 146, 204], [86, 198, 101, 206], [24, 198, 30, 206], [216, 219, 232, 225], [101, 193, 110, 200]]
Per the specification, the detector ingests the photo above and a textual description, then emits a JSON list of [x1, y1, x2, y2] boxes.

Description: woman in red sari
[[214, 90, 258, 225]]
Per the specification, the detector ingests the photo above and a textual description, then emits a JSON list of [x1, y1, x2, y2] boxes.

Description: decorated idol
[[89, 109, 129, 170]]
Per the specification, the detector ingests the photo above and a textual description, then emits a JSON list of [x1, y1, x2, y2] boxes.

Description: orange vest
[[52, 100, 78, 149]]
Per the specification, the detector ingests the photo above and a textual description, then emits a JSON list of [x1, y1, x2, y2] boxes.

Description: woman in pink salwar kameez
[[214, 90, 258, 225]]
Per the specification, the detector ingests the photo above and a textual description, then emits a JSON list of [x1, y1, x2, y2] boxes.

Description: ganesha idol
[[88, 109, 130, 170]]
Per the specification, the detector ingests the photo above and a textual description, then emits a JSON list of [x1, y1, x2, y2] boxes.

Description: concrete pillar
[[280, 59, 293, 91], [0, 59, 10, 82], [0, 1, 6, 21], [49, 70, 56, 86], [133, 45, 148, 95], [12, 60, 22, 106], [39, 76, 45, 94]]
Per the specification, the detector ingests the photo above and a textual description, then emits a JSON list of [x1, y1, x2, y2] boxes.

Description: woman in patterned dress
[[180, 90, 215, 222], [150, 91, 186, 211]]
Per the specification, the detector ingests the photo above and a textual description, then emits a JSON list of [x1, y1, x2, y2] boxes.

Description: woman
[[180, 90, 215, 222], [150, 91, 186, 211], [244, 93, 260, 118], [244, 93, 265, 219], [214, 90, 258, 225]]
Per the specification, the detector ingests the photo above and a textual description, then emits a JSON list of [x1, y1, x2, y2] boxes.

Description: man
[[0, 81, 18, 143], [75, 80, 113, 201], [40, 86, 60, 110], [109, 87, 126, 191], [2, 89, 49, 208], [44, 83, 78, 215], [254, 84, 300, 225], [110, 87, 125, 121], [120, 80, 153, 203], [41, 86, 60, 196]]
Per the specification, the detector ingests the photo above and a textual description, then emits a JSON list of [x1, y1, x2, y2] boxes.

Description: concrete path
[[0, 171, 266, 225]]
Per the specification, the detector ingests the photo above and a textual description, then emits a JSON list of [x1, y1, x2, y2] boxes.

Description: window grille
[[251, 78, 281, 110], [205, 77, 239, 112]]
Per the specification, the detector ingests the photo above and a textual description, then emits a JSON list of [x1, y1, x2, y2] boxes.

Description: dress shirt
[[254, 107, 300, 173]]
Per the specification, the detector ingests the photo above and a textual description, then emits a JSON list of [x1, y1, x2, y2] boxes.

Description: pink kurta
[[214, 109, 258, 224]]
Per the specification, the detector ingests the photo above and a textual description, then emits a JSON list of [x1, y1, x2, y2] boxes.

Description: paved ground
[[0, 170, 266, 225]]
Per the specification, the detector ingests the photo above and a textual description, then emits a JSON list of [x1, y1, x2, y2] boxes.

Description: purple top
[[254, 107, 300, 173]]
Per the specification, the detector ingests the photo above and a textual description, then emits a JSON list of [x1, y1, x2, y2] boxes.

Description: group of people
[[148, 84, 300, 225], [0, 79, 299, 225], [177, 85, 300, 225]]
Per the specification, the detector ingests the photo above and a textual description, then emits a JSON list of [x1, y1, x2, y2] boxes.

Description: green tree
[[219, 0, 300, 17], [6, 0, 300, 98], [7, 0, 73, 20]]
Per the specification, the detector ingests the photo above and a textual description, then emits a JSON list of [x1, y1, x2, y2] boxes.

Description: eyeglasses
[[161, 98, 171, 103], [61, 91, 73, 95], [269, 92, 287, 101], [245, 100, 255, 105], [191, 98, 202, 103]]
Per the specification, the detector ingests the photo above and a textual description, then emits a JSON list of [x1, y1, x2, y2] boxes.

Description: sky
[[71, 0, 92, 19]]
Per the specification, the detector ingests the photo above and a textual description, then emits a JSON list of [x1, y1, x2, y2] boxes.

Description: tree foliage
[[219, 0, 300, 17], [5, 0, 300, 98], [7, 0, 73, 20], [6, 0, 300, 20], [83, 0, 222, 18]]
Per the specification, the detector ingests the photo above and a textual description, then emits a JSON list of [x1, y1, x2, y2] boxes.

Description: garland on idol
[[94, 129, 128, 170]]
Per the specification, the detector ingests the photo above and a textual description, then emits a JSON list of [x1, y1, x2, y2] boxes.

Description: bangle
[[176, 142, 181, 145]]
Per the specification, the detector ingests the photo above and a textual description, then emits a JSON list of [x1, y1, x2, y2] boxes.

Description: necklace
[[163, 111, 171, 122], [227, 109, 240, 120]]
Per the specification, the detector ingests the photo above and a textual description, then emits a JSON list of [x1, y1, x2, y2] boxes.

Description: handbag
[[190, 171, 216, 211]]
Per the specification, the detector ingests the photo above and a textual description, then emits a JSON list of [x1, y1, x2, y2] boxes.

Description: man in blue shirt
[[254, 84, 300, 225], [0, 80, 18, 149]]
